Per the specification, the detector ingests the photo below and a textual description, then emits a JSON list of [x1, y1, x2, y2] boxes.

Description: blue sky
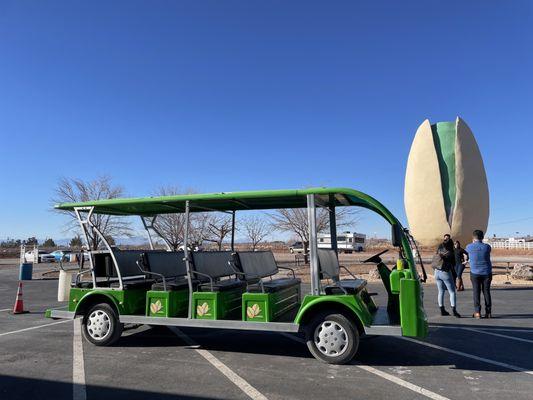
[[0, 1, 532, 241]]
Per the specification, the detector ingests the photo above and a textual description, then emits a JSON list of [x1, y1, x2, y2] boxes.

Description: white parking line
[[279, 333, 450, 400], [431, 325, 533, 334], [73, 319, 87, 400], [356, 365, 450, 400], [458, 327, 533, 345], [0, 319, 72, 337], [0, 308, 12, 312], [169, 327, 269, 400], [399, 337, 533, 375]]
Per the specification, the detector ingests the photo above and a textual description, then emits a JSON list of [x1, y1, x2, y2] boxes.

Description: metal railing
[[487, 241, 533, 250]]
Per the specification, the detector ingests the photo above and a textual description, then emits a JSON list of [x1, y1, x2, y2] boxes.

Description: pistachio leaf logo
[[197, 302, 210, 317], [150, 300, 162, 314], [246, 303, 261, 319]]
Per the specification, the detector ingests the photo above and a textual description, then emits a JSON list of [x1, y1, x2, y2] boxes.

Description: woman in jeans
[[454, 241, 469, 291], [434, 234, 461, 317]]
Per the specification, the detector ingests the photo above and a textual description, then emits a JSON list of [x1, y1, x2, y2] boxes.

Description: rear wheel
[[82, 303, 123, 346], [305, 312, 359, 364]]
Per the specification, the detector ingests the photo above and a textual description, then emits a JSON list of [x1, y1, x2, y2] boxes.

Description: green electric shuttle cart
[[46, 187, 428, 364]]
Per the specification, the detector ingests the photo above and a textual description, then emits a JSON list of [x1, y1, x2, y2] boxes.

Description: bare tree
[[270, 207, 358, 261], [189, 213, 211, 250], [242, 216, 270, 251], [150, 186, 190, 250], [52, 176, 131, 250], [204, 214, 233, 251]]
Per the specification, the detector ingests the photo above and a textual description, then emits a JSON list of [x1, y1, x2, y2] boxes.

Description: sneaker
[[473, 312, 481, 319]]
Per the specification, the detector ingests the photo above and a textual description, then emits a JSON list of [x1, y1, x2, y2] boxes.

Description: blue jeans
[[455, 263, 465, 279], [435, 269, 456, 307]]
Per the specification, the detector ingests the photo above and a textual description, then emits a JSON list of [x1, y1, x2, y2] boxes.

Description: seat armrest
[[278, 266, 296, 279], [190, 270, 215, 292], [136, 260, 166, 291], [339, 265, 357, 280]]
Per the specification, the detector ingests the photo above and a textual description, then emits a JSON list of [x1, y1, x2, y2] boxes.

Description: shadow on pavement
[[0, 374, 220, 400], [114, 325, 533, 374]]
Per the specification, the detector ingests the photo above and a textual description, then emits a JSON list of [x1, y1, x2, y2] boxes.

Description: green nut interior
[[431, 121, 456, 226]]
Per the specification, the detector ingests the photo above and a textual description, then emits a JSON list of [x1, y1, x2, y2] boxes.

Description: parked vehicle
[[289, 241, 305, 253], [49, 250, 72, 262], [318, 232, 366, 253], [25, 250, 55, 263], [47, 187, 428, 364]]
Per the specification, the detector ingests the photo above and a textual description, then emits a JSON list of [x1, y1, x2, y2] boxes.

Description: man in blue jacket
[[466, 230, 493, 319]]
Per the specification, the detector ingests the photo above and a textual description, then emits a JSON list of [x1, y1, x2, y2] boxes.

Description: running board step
[[119, 315, 301, 333]]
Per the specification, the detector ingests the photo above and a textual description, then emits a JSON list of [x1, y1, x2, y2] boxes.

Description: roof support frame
[[74, 206, 124, 290], [183, 201, 194, 319], [307, 194, 320, 295], [140, 215, 173, 251], [328, 194, 338, 255]]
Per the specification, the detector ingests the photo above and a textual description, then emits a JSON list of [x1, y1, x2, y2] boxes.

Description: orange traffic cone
[[12, 282, 28, 314]]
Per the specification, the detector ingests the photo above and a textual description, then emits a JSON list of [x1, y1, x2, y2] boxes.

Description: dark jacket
[[436, 243, 455, 272], [454, 247, 468, 265]]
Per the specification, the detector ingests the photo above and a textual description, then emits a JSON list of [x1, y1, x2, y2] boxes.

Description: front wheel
[[305, 312, 359, 364], [82, 303, 123, 346]]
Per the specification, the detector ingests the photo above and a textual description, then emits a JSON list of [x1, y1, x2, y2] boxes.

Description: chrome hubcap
[[87, 310, 111, 340], [314, 320, 348, 357]]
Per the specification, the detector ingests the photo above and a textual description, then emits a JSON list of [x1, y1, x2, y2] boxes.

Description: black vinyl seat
[[235, 251, 300, 293], [198, 279, 245, 292], [110, 278, 155, 290], [323, 279, 367, 295], [151, 278, 193, 291], [138, 251, 194, 292], [318, 249, 367, 295], [191, 251, 246, 293], [248, 278, 301, 293]]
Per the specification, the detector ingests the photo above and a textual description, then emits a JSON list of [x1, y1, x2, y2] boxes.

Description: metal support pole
[[230, 211, 236, 251], [141, 216, 155, 250], [328, 194, 338, 255], [307, 194, 320, 295], [183, 201, 194, 318]]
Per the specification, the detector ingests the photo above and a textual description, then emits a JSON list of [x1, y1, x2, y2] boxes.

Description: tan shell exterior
[[404, 117, 489, 247]]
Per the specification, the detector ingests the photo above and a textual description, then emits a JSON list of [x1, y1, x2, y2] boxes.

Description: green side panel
[[70, 288, 146, 315], [431, 121, 457, 223], [146, 290, 188, 318], [193, 292, 217, 320], [193, 288, 244, 320], [294, 294, 373, 327], [242, 293, 271, 322], [399, 278, 428, 337], [45, 309, 52, 318]]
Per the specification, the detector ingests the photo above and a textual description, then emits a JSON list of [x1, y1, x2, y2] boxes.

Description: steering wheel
[[363, 249, 389, 264]]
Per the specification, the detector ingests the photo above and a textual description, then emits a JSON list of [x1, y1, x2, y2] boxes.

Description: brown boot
[[458, 278, 464, 291]]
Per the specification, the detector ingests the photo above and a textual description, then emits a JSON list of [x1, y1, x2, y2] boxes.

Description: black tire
[[82, 302, 123, 346], [305, 312, 359, 364]]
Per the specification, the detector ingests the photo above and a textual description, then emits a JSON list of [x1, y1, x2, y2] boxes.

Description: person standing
[[433, 234, 461, 317], [454, 241, 469, 291], [466, 230, 493, 319]]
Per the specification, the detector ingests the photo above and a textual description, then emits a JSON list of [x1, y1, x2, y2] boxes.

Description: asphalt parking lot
[[1, 262, 532, 400]]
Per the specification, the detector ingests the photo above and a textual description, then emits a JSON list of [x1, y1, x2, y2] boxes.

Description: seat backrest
[[236, 251, 278, 280], [317, 249, 340, 281], [92, 253, 114, 278], [144, 251, 186, 279], [110, 249, 146, 278], [191, 251, 236, 280]]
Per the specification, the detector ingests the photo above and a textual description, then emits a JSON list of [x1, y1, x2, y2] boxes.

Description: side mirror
[[391, 223, 403, 247]]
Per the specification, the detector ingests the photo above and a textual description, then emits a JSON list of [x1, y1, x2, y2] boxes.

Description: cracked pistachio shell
[[404, 117, 489, 246]]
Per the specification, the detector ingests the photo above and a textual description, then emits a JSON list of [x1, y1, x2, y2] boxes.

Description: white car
[[24, 251, 55, 263]]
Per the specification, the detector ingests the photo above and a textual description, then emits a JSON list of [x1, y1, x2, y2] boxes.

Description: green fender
[[69, 288, 123, 315], [294, 295, 373, 328]]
